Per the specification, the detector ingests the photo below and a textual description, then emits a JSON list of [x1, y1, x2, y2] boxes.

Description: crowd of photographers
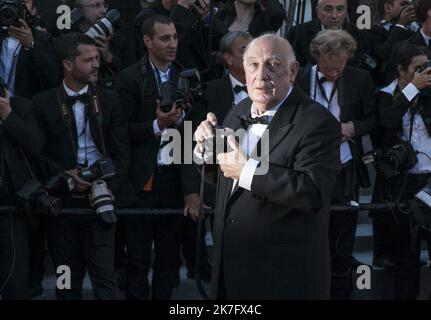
[[1, 0, 431, 300]]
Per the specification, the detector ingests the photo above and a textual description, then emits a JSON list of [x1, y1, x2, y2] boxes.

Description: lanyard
[[314, 69, 337, 112]]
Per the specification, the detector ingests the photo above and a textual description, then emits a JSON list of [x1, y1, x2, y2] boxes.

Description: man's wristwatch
[[24, 41, 36, 51]]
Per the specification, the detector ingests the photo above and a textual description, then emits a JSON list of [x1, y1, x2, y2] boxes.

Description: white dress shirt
[[420, 29, 430, 47], [380, 79, 431, 174], [236, 87, 293, 191], [310, 65, 352, 164], [149, 58, 184, 166], [0, 37, 21, 97], [63, 82, 103, 167], [229, 73, 248, 106]]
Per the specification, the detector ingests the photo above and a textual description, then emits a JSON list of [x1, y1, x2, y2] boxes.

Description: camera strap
[[314, 69, 337, 113]]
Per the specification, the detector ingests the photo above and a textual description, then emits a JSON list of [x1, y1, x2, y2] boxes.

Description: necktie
[[233, 85, 248, 94], [66, 93, 90, 106], [239, 114, 269, 127]]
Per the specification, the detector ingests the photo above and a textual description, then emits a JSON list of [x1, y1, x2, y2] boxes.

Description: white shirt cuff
[[153, 119, 164, 136], [402, 83, 420, 102], [394, 24, 407, 30], [238, 159, 260, 191]]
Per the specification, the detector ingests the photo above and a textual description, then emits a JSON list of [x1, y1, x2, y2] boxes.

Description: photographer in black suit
[[296, 29, 376, 299], [286, 0, 369, 70], [116, 15, 201, 300], [0, 89, 41, 300], [74, 0, 133, 89], [195, 34, 341, 299], [374, 44, 431, 299], [33, 33, 129, 300], [0, 0, 60, 99]]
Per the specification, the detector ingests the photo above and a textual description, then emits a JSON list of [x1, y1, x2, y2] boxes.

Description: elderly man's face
[[317, 52, 349, 82], [316, 0, 347, 29], [243, 38, 298, 109], [80, 0, 108, 25]]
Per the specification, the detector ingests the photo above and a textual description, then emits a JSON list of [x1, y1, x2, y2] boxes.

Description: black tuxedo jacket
[[210, 87, 341, 299], [296, 65, 376, 188], [116, 55, 200, 197], [0, 97, 41, 195], [286, 20, 369, 68], [384, 31, 430, 85], [0, 29, 61, 99], [33, 85, 131, 206], [203, 75, 235, 124]]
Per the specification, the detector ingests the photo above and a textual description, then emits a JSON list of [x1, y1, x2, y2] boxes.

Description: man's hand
[[65, 169, 91, 193], [341, 121, 355, 142], [397, 5, 416, 27], [194, 112, 217, 153], [184, 193, 201, 221], [8, 19, 34, 48], [193, 0, 211, 18], [217, 135, 247, 180], [177, 0, 197, 10], [412, 67, 431, 90], [94, 35, 113, 63], [156, 101, 183, 130], [0, 90, 12, 120]]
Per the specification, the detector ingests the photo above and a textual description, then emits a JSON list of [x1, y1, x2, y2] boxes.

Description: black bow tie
[[240, 114, 269, 127], [233, 85, 248, 94], [66, 93, 90, 106]]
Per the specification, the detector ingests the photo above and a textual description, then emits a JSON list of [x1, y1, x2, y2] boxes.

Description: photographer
[[296, 29, 376, 299], [374, 44, 431, 299], [286, 0, 370, 70], [74, 0, 133, 89], [33, 33, 129, 300], [116, 15, 201, 300], [0, 87, 41, 300], [133, 0, 226, 80], [368, 0, 416, 86], [0, 0, 60, 99]]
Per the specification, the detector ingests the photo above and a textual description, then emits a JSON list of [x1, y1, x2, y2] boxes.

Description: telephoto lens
[[85, 9, 120, 39], [90, 180, 116, 224]]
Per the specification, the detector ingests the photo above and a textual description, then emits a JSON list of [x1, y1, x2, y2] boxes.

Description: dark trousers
[[385, 173, 431, 299], [181, 217, 211, 274], [0, 213, 29, 299], [329, 160, 359, 300], [28, 216, 46, 289], [124, 166, 183, 300], [46, 214, 117, 300]]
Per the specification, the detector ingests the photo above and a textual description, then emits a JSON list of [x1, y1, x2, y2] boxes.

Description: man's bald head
[[242, 34, 299, 112], [316, 0, 348, 29]]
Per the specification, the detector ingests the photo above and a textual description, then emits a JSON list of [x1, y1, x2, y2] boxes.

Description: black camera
[[85, 9, 121, 39], [363, 140, 417, 179], [0, 0, 23, 30], [16, 180, 63, 217], [417, 61, 431, 74], [159, 68, 205, 112], [79, 157, 116, 181], [79, 158, 116, 224]]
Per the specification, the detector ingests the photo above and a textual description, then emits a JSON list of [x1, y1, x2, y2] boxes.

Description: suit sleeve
[[107, 92, 130, 195], [250, 110, 341, 212], [376, 90, 412, 130], [351, 72, 377, 137], [3, 99, 41, 158], [116, 69, 159, 143]]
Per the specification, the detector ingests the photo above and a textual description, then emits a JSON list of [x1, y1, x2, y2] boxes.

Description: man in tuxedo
[[367, 0, 416, 86], [385, 0, 431, 82], [33, 33, 129, 299], [116, 15, 201, 299], [194, 34, 341, 299], [0, 90, 41, 300], [0, 0, 60, 98], [74, 0, 133, 89], [296, 29, 376, 299], [286, 0, 368, 69]]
